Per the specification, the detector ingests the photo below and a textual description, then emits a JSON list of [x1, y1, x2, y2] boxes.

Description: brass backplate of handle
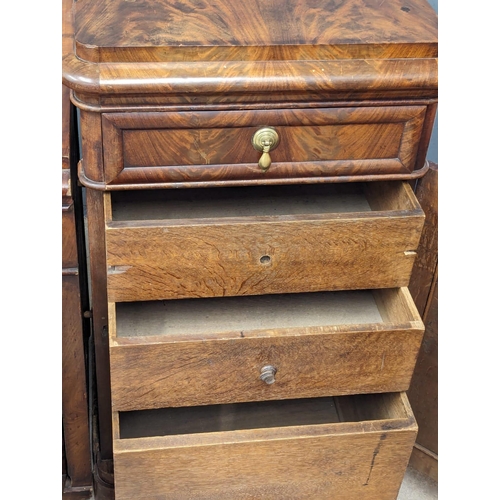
[[251, 127, 280, 172]]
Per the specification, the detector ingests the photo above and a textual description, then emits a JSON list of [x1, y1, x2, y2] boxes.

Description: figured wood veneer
[[64, 0, 437, 106], [74, 0, 437, 63], [100, 106, 426, 187], [63, 0, 436, 496]]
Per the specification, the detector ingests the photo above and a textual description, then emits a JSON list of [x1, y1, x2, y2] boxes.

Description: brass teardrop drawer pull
[[251, 127, 280, 172], [259, 365, 277, 385]]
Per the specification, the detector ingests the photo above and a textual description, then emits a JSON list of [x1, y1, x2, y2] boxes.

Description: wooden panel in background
[[62, 275, 92, 487], [408, 162, 438, 316], [408, 162, 438, 481], [62, 79, 93, 498]]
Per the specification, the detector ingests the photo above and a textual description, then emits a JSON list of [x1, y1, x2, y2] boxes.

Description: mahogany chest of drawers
[[63, 0, 437, 498]]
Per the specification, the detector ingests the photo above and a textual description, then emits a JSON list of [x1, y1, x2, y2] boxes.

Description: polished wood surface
[[96, 106, 426, 188], [74, 0, 437, 62], [63, 0, 437, 102], [109, 288, 423, 411], [62, 0, 436, 496], [112, 392, 417, 500]]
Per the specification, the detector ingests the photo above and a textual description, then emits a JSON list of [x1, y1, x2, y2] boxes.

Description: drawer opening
[[112, 288, 419, 341], [118, 392, 409, 439], [105, 181, 424, 303], [109, 289, 422, 411], [109, 181, 420, 222]]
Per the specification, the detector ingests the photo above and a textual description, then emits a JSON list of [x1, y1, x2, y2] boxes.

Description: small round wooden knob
[[259, 365, 277, 385]]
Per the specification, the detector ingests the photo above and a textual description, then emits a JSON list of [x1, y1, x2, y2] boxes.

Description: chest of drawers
[[63, 0, 437, 498]]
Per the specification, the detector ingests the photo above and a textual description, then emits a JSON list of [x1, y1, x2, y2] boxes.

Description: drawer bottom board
[[113, 392, 417, 500]]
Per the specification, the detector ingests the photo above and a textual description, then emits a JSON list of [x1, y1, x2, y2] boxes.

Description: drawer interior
[[118, 392, 409, 439], [112, 288, 419, 341], [109, 181, 420, 222], [109, 288, 423, 411]]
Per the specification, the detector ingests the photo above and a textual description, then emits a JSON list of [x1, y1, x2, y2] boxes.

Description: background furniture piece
[[62, 83, 93, 498], [408, 162, 438, 481], [63, 1, 437, 498]]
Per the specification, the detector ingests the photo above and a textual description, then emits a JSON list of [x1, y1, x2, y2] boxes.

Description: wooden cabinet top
[[63, 0, 437, 101], [74, 0, 437, 63]]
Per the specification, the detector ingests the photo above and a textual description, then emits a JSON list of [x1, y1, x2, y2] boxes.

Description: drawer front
[[100, 106, 427, 187], [109, 288, 424, 411], [105, 182, 424, 303], [112, 392, 417, 500]]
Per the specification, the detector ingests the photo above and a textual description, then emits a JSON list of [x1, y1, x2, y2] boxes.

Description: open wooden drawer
[[109, 287, 424, 411], [112, 391, 417, 500], [105, 181, 424, 302]]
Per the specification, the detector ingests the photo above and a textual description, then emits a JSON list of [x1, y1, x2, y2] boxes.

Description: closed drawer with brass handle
[[92, 105, 433, 189], [108, 287, 424, 412], [104, 181, 424, 303]]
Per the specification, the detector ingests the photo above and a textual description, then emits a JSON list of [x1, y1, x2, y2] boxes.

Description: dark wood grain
[[64, 0, 437, 105], [407, 163, 438, 480], [62, 84, 71, 165], [86, 188, 114, 460], [88, 59, 438, 97], [96, 106, 426, 187], [112, 392, 417, 500], [80, 111, 105, 183], [62, 204, 79, 269], [62, 276, 92, 487], [63, 0, 437, 496], [409, 275, 438, 461], [74, 0, 437, 62], [62, 75, 93, 496], [122, 123, 403, 166], [409, 162, 438, 315], [93, 91, 438, 110]]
